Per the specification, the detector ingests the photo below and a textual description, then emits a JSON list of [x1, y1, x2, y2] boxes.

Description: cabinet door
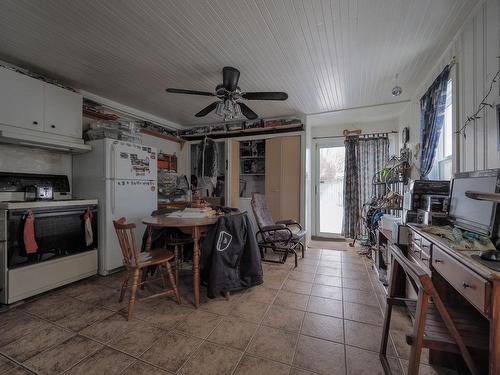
[[44, 83, 82, 138], [0, 68, 44, 131], [280, 136, 301, 222], [265, 137, 282, 220]]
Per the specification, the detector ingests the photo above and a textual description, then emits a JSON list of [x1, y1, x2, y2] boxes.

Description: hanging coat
[[196, 138, 218, 178], [201, 212, 263, 298]]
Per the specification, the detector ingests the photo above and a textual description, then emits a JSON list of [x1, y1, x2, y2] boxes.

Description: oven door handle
[[8, 207, 97, 219], [111, 180, 116, 214]]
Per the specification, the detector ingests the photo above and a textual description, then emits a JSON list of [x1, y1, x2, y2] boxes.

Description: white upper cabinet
[[0, 68, 44, 131], [44, 83, 82, 138], [0, 67, 83, 140]]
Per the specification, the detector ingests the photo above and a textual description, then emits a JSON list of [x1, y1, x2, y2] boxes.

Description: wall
[[398, 0, 500, 175], [0, 143, 72, 180]]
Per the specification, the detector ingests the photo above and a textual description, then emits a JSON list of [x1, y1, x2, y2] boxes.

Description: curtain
[[419, 66, 450, 178], [342, 137, 359, 238], [342, 136, 389, 239], [357, 137, 389, 236]]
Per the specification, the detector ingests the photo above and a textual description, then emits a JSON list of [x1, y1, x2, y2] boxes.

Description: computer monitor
[[448, 169, 499, 237]]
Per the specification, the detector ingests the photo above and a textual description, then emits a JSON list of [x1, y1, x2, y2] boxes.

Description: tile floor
[[0, 244, 460, 375]]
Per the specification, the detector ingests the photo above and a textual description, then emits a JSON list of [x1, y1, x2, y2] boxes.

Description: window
[[429, 78, 453, 180]]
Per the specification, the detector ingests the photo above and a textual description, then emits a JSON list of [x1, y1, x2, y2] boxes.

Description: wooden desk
[[407, 224, 500, 375], [142, 215, 218, 308]]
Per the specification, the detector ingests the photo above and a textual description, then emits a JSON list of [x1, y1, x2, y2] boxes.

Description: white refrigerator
[[73, 139, 157, 275]]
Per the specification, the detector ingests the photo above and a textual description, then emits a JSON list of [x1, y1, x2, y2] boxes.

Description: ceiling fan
[[166, 67, 288, 120]]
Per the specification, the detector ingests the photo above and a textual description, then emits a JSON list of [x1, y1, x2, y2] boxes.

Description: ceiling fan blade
[[223, 67, 240, 92], [238, 103, 258, 120], [242, 92, 288, 101], [195, 102, 219, 117], [166, 88, 214, 97]]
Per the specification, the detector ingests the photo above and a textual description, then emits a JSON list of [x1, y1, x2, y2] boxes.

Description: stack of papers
[[167, 207, 215, 218]]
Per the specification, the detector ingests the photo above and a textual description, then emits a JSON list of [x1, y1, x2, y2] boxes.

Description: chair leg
[[379, 298, 394, 374], [158, 265, 167, 289], [301, 242, 305, 258], [174, 245, 180, 285], [127, 268, 141, 321], [407, 291, 429, 375], [140, 268, 147, 290], [164, 261, 181, 304], [119, 271, 129, 302]]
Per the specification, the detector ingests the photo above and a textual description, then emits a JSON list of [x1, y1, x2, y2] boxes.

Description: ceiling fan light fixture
[[215, 101, 225, 116], [223, 100, 233, 114], [234, 102, 242, 117]]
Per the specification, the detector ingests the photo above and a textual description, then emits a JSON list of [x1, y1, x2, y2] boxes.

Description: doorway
[[315, 143, 345, 237]]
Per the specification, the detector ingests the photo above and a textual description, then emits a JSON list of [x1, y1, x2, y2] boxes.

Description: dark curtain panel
[[357, 137, 389, 236], [419, 66, 450, 178], [342, 136, 389, 239], [342, 137, 359, 238]]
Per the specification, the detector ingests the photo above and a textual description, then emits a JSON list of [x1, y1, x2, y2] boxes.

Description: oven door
[[7, 205, 98, 269]]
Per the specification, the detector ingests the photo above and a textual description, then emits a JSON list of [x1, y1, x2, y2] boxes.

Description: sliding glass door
[[315, 143, 345, 236]]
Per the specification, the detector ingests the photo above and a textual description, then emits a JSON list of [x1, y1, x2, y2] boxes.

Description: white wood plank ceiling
[[0, 0, 477, 126]]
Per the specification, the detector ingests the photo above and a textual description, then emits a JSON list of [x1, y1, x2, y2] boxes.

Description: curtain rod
[[312, 130, 398, 140]]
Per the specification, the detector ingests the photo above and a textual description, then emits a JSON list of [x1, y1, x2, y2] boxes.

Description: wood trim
[[139, 128, 185, 148]]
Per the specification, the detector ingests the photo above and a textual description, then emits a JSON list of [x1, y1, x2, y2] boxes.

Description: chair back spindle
[[113, 217, 142, 266]]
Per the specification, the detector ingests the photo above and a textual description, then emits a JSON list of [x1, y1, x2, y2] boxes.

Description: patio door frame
[[313, 138, 346, 238]]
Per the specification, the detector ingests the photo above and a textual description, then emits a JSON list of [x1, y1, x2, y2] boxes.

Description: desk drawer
[[410, 231, 422, 247], [432, 246, 488, 315], [409, 231, 431, 268]]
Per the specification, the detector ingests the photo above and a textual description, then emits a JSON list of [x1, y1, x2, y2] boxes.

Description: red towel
[[24, 209, 38, 254]]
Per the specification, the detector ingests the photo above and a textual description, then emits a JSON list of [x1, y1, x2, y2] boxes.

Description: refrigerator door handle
[[111, 143, 116, 180], [111, 144, 116, 214]]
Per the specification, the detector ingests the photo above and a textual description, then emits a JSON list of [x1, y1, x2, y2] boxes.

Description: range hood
[[0, 129, 91, 153]]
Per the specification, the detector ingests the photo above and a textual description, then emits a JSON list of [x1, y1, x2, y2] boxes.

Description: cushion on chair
[[251, 193, 275, 229], [291, 228, 306, 241]]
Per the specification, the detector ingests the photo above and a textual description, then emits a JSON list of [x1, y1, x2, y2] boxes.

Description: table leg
[[192, 226, 201, 308], [145, 225, 153, 252]]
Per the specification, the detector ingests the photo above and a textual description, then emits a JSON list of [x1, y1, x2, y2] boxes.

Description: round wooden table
[[142, 215, 218, 308]]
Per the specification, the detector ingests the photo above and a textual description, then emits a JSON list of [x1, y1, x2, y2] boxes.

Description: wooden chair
[[379, 245, 488, 375], [113, 217, 181, 320], [142, 209, 193, 285]]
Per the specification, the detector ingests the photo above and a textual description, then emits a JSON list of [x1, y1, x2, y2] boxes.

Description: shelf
[[181, 124, 303, 140], [240, 156, 265, 159], [139, 128, 185, 148], [241, 173, 265, 176]]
